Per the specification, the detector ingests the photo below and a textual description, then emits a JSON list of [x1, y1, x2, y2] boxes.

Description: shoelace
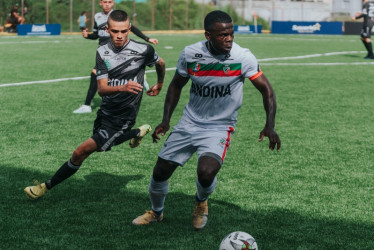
[[146, 210, 158, 219]]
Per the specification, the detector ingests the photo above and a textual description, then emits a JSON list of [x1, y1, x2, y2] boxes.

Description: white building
[[197, 0, 362, 23]]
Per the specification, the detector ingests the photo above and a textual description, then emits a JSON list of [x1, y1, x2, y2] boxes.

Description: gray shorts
[[158, 122, 235, 166]]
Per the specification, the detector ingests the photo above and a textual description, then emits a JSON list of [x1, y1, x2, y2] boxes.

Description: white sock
[[149, 176, 169, 213], [196, 177, 217, 201]]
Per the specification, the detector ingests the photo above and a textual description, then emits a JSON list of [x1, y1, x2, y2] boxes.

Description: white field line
[[0, 68, 176, 88], [257, 51, 365, 62], [0, 40, 62, 45], [262, 62, 374, 66], [0, 50, 371, 88]]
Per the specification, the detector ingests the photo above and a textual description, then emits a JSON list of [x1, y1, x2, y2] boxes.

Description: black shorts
[[361, 25, 373, 39], [91, 115, 135, 151]]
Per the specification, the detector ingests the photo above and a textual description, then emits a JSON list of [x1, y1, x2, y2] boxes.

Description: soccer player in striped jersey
[[24, 10, 165, 200], [73, 0, 159, 114], [132, 10, 281, 230]]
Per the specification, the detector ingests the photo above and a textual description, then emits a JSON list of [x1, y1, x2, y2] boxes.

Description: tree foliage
[[0, 0, 268, 31]]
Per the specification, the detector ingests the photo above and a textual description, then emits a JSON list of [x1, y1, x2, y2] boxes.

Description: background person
[[78, 11, 87, 31], [73, 0, 159, 114], [352, 0, 374, 59], [132, 10, 281, 230], [9, 4, 25, 26]]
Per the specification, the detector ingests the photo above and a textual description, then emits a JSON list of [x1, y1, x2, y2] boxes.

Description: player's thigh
[[91, 123, 125, 151], [153, 157, 179, 181], [194, 128, 234, 166], [158, 130, 196, 167]]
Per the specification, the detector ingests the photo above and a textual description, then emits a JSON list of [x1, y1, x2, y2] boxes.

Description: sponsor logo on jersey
[[187, 62, 241, 77], [108, 76, 138, 87], [105, 59, 111, 69], [193, 63, 201, 72], [223, 64, 230, 75], [218, 138, 227, 148], [114, 56, 127, 61], [193, 53, 203, 59], [190, 82, 231, 98]]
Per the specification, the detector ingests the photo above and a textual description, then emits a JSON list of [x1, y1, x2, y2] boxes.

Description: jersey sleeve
[[86, 21, 99, 40], [131, 25, 149, 42], [144, 44, 159, 67], [241, 48, 262, 81], [176, 49, 189, 78], [96, 50, 108, 80]]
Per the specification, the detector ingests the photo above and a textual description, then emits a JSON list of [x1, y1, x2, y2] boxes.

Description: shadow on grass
[[1, 165, 373, 249], [344, 54, 367, 59]]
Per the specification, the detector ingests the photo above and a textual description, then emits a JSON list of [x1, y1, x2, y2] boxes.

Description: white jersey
[[176, 41, 262, 128]]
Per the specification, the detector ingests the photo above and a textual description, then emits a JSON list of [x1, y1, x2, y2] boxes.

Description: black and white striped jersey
[[95, 39, 159, 127]]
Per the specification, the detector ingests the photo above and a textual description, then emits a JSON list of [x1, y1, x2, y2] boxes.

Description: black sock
[[46, 160, 80, 189], [84, 72, 97, 106], [367, 42, 374, 57], [362, 40, 371, 56]]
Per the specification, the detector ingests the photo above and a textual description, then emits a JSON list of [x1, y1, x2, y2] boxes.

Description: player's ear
[[129, 22, 132, 31], [105, 24, 109, 33], [205, 31, 211, 41]]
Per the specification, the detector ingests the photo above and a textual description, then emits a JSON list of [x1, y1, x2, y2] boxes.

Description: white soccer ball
[[219, 231, 258, 250]]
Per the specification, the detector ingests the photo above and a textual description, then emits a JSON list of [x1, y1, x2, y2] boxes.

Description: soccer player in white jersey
[[24, 10, 165, 200], [132, 10, 281, 230]]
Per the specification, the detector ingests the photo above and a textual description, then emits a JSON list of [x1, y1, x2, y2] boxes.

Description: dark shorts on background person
[[361, 25, 373, 39]]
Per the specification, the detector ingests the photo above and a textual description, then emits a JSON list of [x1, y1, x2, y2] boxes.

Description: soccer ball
[[219, 231, 258, 250]]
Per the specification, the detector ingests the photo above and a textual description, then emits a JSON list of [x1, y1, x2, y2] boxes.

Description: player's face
[[205, 22, 234, 55], [100, 0, 114, 14], [106, 19, 131, 49]]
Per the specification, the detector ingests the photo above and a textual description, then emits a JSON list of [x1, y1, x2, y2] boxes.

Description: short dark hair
[[108, 10, 129, 24], [204, 10, 232, 31]]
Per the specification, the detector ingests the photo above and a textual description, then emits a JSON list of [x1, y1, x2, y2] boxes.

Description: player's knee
[[197, 172, 216, 187], [153, 158, 177, 181], [71, 148, 87, 164]]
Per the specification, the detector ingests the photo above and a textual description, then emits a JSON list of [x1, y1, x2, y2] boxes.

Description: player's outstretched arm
[[84, 21, 99, 40], [147, 57, 165, 96], [131, 25, 158, 44], [152, 73, 189, 143], [250, 73, 281, 151]]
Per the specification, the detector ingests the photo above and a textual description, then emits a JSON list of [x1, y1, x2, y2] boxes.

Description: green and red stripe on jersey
[[187, 62, 242, 77]]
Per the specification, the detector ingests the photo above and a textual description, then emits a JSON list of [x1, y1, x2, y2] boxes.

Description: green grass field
[[1, 33, 374, 249]]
